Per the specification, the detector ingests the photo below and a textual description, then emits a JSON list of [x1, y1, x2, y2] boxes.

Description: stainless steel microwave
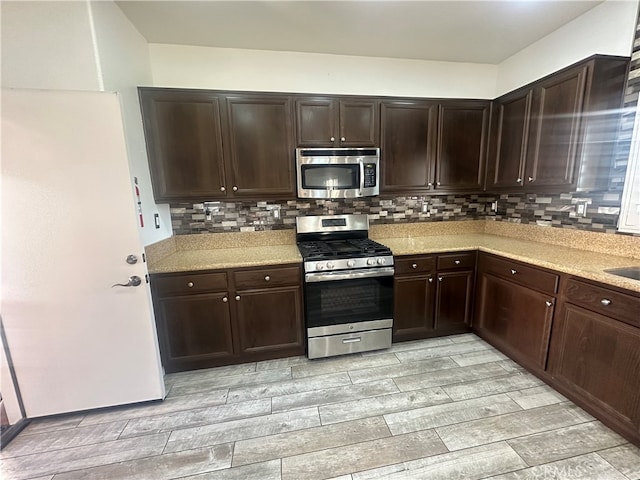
[[296, 148, 380, 199]]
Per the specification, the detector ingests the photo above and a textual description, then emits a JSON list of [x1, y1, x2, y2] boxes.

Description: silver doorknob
[[600, 299, 611, 306], [232, 186, 238, 192], [112, 275, 142, 288], [126, 255, 138, 265], [330, 136, 335, 142], [220, 186, 226, 192], [235, 295, 240, 301]]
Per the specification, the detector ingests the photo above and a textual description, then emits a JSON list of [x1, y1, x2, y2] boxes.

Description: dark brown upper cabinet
[[487, 55, 629, 193], [139, 89, 226, 202], [224, 94, 296, 198], [139, 88, 296, 202], [295, 96, 380, 147], [380, 100, 437, 194], [381, 99, 489, 194], [435, 100, 490, 193]]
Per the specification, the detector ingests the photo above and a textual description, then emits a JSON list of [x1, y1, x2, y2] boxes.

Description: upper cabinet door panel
[[225, 95, 296, 197], [525, 66, 587, 188], [436, 101, 490, 192], [295, 98, 336, 147], [380, 100, 436, 193], [339, 99, 380, 147], [139, 90, 226, 202], [487, 89, 532, 189]]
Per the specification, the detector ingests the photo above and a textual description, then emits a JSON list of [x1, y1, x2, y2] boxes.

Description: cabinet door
[[225, 95, 295, 197], [548, 303, 640, 432], [475, 272, 555, 370], [393, 274, 436, 342], [435, 271, 473, 333], [139, 90, 226, 202], [234, 286, 304, 355], [339, 99, 380, 147], [487, 89, 532, 189], [381, 100, 436, 194], [435, 101, 490, 192], [525, 66, 587, 188], [295, 97, 336, 147], [155, 292, 234, 373]]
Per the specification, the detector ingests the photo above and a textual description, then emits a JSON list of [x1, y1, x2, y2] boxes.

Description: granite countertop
[[146, 226, 640, 293], [376, 234, 640, 293]]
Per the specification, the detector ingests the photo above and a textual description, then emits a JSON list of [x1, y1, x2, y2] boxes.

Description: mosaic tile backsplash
[[170, 191, 630, 236]]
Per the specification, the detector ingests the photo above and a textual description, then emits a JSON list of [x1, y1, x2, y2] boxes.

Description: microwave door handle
[[359, 159, 365, 192]]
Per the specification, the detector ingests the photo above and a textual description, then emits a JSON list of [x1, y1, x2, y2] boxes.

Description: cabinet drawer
[[564, 279, 640, 328], [437, 251, 477, 270], [479, 254, 559, 294], [153, 271, 228, 296], [395, 256, 436, 275], [234, 265, 301, 289]]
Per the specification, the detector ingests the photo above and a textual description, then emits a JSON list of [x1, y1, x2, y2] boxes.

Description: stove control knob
[[377, 258, 386, 265], [347, 260, 356, 268], [315, 263, 324, 270], [367, 258, 375, 266], [327, 262, 335, 269]]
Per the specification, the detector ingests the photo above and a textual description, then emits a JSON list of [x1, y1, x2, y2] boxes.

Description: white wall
[[496, 0, 638, 96], [149, 45, 498, 99], [1, 1, 100, 90], [90, 2, 172, 245]]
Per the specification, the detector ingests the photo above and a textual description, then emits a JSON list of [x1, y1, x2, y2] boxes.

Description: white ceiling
[[116, 0, 604, 64]]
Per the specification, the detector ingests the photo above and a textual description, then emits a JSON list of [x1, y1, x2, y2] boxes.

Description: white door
[[1, 89, 165, 417]]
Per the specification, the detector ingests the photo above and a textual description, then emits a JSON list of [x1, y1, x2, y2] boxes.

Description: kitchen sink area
[[605, 266, 640, 281]]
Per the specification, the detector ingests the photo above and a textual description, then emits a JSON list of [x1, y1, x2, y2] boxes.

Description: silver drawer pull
[[428, 277, 433, 283], [187, 281, 194, 288], [454, 260, 461, 265], [510, 269, 517, 275], [342, 337, 361, 344], [545, 300, 553, 307], [222, 297, 228, 303], [412, 263, 417, 269], [438, 276, 443, 282], [600, 299, 611, 306], [264, 275, 270, 281], [235, 295, 241, 301]]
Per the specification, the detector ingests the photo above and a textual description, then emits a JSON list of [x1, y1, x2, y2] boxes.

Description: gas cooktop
[[297, 238, 391, 261]]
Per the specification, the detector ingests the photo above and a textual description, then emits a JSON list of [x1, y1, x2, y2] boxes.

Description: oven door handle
[[305, 267, 395, 283]]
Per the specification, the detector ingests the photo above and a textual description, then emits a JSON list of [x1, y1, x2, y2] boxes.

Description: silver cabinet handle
[[126, 254, 138, 265], [264, 275, 270, 281], [235, 295, 241, 301], [427, 182, 433, 187], [438, 276, 443, 282], [510, 269, 517, 275], [222, 297, 228, 303], [187, 281, 194, 288], [601, 299, 611, 306], [341, 137, 346, 142], [454, 260, 461, 265], [112, 275, 142, 288], [330, 136, 335, 142], [232, 186, 238, 192], [528, 176, 534, 182], [545, 300, 553, 307], [516, 178, 522, 183], [412, 263, 417, 269], [220, 186, 226, 192], [436, 182, 441, 186], [428, 276, 433, 283]]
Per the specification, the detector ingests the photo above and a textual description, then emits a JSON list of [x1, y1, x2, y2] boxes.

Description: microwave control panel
[[363, 163, 377, 188]]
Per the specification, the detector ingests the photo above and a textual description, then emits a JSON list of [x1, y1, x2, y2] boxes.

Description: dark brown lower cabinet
[[547, 278, 640, 443], [151, 264, 304, 373], [393, 252, 474, 342], [474, 253, 558, 372]]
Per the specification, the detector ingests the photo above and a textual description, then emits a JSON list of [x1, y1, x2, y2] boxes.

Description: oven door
[[304, 268, 394, 335]]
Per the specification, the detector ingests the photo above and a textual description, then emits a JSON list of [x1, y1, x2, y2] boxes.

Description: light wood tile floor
[[2, 334, 639, 480]]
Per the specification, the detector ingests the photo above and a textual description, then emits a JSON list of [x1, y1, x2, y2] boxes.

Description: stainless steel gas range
[[296, 214, 394, 359]]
